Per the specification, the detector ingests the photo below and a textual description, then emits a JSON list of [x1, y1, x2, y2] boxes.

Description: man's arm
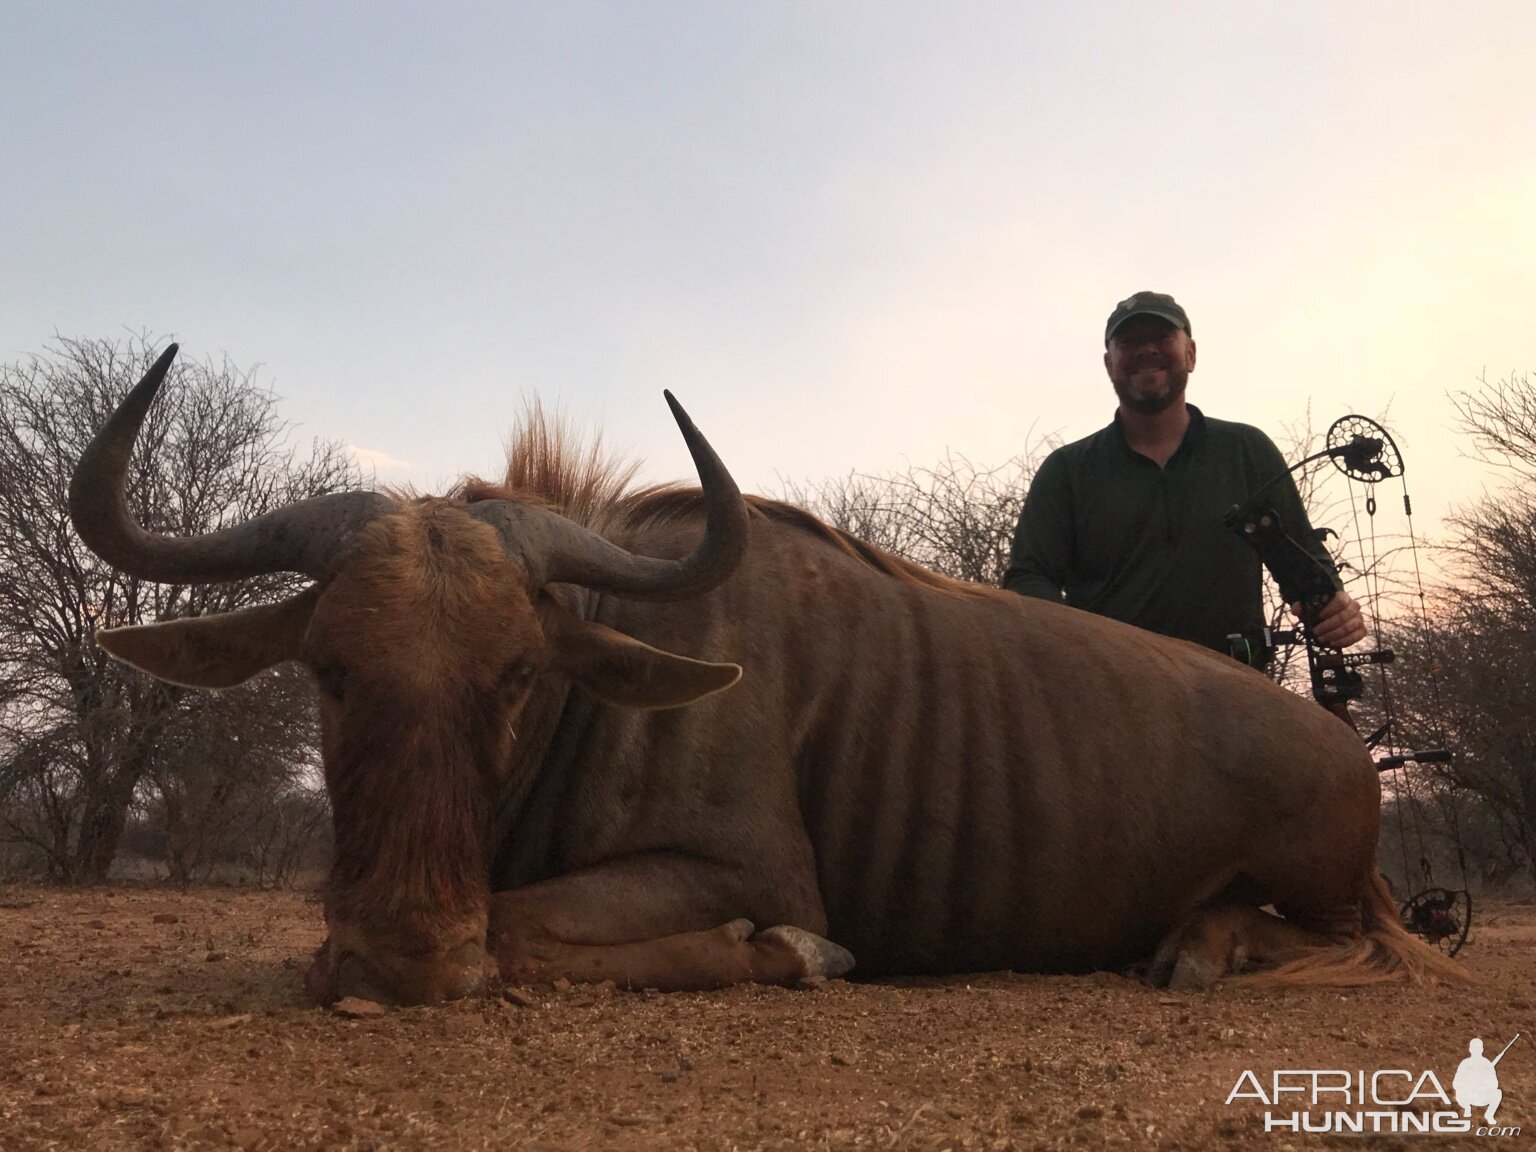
[[1003, 452, 1073, 600], [1251, 431, 1367, 648]]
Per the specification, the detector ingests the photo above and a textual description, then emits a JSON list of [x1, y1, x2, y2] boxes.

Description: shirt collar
[[1109, 403, 1206, 461]]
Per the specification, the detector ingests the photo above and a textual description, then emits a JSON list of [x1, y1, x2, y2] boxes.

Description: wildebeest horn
[[69, 344, 395, 583], [467, 390, 749, 599]]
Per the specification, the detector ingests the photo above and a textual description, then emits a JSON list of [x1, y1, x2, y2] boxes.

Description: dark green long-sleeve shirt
[[1003, 406, 1340, 655]]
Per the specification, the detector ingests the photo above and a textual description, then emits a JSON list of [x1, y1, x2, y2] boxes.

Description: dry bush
[[0, 333, 355, 883], [778, 442, 1057, 586]]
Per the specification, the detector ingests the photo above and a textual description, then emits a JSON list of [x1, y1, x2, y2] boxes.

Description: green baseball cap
[[1105, 291, 1192, 345]]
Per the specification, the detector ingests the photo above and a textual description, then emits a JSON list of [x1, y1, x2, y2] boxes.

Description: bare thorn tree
[[1387, 368, 1536, 891], [0, 333, 356, 883], [1451, 369, 1536, 481]]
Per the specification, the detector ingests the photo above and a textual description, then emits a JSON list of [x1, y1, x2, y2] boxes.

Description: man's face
[[1104, 315, 1197, 415]]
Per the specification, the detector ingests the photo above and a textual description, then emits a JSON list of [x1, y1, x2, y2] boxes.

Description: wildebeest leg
[[493, 916, 850, 991], [1148, 902, 1338, 990], [488, 853, 852, 991]]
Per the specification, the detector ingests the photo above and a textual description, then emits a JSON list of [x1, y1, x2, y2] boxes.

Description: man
[[1004, 290, 1365, 660]]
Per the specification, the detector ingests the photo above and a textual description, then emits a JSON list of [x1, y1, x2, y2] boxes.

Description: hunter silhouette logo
[[1225, 1033, 1521, 1136], [1455, 1035, 1519, 1125]]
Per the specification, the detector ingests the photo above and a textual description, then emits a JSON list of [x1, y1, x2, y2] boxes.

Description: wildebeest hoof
[[304, 939, 339, 1006], [756, 925, 855, 982], [1167, 952, 1222, 991]]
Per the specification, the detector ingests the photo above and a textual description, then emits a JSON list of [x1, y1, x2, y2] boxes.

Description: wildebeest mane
[[448, 401, 987, 598]]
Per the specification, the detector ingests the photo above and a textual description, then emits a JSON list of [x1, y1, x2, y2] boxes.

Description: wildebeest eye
[[501, 662, 538, 690], [314, 664, 347, 701]]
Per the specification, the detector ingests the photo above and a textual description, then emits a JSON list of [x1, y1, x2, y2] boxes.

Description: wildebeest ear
[[546, 612, 741, 709], [94, 587, 319, 689]]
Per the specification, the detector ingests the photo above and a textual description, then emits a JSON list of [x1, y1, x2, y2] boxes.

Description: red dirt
[[0, 886, 1530, 1150]]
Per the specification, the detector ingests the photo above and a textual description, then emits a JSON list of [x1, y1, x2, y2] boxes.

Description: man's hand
[[1289, 590, 1367, 649]]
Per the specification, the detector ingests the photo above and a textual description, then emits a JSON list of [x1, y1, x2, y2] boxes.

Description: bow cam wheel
[[1398, 887, 1471, 956]]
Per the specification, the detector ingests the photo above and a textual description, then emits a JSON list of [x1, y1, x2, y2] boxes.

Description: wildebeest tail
[[1243, 869, 1475, 988]]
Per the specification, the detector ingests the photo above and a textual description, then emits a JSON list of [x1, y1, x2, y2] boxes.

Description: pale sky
[[5, 3, 1532, 563]]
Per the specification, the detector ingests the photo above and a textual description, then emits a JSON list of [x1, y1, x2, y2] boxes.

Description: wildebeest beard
[[323, 707, 496, 940]]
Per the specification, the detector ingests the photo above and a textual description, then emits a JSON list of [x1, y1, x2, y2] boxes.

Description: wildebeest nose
[[308, 925, 491, 1006], [338, 938, 489, 1006]]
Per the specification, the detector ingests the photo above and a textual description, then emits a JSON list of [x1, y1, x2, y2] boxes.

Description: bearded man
[[1003, 290, 1365, 661]]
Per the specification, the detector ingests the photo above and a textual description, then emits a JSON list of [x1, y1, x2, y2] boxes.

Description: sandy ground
[[0, 885, 1531, 1151]]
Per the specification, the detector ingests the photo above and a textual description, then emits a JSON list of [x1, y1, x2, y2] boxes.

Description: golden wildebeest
[[70, 345, 1465, 1004]]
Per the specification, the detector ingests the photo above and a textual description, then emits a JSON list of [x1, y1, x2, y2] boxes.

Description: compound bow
[[1224, 415, 1472, 954]]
